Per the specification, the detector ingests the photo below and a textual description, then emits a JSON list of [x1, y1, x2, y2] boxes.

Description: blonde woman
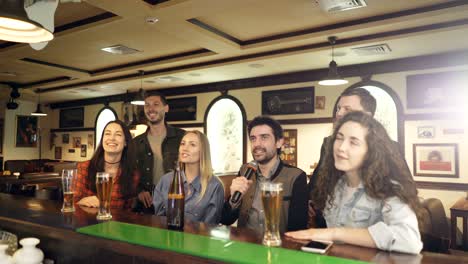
[[152, 131, 224, 224]]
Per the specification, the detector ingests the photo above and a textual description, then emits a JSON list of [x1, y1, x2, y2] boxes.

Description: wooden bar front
[[0, 194, 465, 264]]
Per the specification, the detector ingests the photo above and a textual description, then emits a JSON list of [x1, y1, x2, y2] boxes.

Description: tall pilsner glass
[[61, 169, 77, 213], [96, 172, 114, 220], [261, 182, 283, 247]]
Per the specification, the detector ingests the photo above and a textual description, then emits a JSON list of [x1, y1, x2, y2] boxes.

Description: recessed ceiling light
[[144, 80, 156, 84], [189, 73, 201, 77], [145, 17, 159, 24], [156, 76, 183, 83], [101, 44, 141, 55], [249, 63, 264, 68]]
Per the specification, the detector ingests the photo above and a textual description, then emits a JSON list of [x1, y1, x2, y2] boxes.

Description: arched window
[[341, 80, 404, 144], [95, 106, 117, 149], [205, 95, 247, 175]]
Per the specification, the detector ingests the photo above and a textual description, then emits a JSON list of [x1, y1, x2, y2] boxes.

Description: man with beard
[[133, 92, 185, 213], [221, 116, 308, 233]]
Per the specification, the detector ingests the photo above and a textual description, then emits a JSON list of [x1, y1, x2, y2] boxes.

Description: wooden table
[[450, 197, 468, 250], [0, 193, 465, 264], [0, 172, 60, 192]]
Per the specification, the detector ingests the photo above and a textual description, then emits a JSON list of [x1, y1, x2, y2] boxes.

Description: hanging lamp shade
[[131, 71, 146, 105], [318, 36, 348, 86], [31, 90, 47, 116], [31, 103, 47, 116], [0, 0, 54, 43]]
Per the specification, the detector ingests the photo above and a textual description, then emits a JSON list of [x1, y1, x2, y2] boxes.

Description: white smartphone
[[300, 240, 333, 254]]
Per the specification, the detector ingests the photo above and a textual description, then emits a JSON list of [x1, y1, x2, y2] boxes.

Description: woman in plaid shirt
[[74, 120, 139, 209]]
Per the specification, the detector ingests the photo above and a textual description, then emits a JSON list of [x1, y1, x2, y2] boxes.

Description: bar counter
[[0, 193, 465, 264]]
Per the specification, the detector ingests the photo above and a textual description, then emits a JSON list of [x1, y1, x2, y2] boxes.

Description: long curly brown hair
[[311, 111, 423, 221]]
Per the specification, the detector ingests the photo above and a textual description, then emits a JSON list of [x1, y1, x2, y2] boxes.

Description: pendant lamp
[[318, 36, 348, 86], [31, 90, 47, 116], [131, 70, 146, 105], [0, 0, 54, 43]]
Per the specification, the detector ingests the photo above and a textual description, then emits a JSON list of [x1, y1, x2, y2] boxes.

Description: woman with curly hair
[[286, 111, 423, 254]]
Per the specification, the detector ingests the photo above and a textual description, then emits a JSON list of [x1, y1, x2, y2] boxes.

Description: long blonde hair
[[184, 130, 216, 200]]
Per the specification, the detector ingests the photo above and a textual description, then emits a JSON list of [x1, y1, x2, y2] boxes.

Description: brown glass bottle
[[167, 162, 185, 230]]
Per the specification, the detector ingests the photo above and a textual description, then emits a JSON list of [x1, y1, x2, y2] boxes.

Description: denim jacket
[[324, 178, 423, 254]]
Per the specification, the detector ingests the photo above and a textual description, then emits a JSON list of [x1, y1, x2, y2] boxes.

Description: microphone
[[230, 161, 257, 204]]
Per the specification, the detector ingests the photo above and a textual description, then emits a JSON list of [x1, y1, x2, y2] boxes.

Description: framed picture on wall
[[165, 96, 197, 121], [413, 143, 459, 178], [62, 134, 69, 144], [315, 96, 326, 110], [55, 146, 62, 160], [16, 116, 38, 147], [417, 126, 435, 138], [280, 129, 297, 167], [73, 137, 81, 148], [262, 87, 314, 115], [80, 144, 87, 157], [60, 107, 84, 128]]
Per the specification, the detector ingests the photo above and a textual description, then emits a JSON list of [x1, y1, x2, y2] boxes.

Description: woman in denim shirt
[[287, 112, 423, 254], [153, 131, 224, 224]]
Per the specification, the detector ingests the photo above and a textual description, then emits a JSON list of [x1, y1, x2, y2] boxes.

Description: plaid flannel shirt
[[73, 160, 139, 209]]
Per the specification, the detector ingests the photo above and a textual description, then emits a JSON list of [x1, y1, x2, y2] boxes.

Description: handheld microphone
[[230, 161, 257, 204]]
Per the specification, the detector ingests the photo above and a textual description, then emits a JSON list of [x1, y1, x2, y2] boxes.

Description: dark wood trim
[[142, 0, 169, 5], [21, 58, 90, 74], [276, 117, 333, 125], [49, 50, 468, 109], [415, 181, 468, 191], [171, 122, 204, 128], [187, 19, 242, 45], [404, 113, 464, 120], [187, 1, 468, 46], [91, 49, 212, 75], [54, 12, 117, 34], [51, 127, 95, 133]]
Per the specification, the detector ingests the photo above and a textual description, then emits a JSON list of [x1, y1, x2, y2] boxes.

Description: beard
[[252, 147, 277, 165], [146, 111, 165, 125]]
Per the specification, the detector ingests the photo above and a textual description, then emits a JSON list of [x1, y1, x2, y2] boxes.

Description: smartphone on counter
[[300, 240, 333, 254]]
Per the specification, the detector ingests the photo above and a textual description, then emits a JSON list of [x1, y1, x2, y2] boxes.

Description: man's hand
[[138, 191, 153, 208], [77, 196, 99, 207], [229, 177, 253, 203]]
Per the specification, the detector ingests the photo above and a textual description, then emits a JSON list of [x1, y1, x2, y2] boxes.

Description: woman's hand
[[285, 228, 335, 242], [77, 196, 100, 207]]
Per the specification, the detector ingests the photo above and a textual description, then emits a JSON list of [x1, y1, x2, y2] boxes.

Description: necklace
[[105, 160, 120, 165]]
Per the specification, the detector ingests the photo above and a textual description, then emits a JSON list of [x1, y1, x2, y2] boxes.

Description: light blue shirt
[[153, 170, 225, 224], [324, 178, 423, 254]]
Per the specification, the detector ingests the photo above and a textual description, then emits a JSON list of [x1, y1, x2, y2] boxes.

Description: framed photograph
[[407, 71, 466, 109], [60, 107, 84, 128], [73, 137, 81, 148], [68, 149, 75, 153], [0, 119, 3, 154], [165, 96, 197, 122], [315, 96, 326, 110], [55, 146, 62, 160], [262, 87, 314, 115], [417, 126, 435, 138], [87, 134, 94, 149], [413, 143, 459, 178], [280, 129, 297, 167], [62, 133, 69, 144], [80, 144, 87, 157], [16, 116, 38, 147]]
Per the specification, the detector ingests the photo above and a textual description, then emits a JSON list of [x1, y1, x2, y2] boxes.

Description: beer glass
[[61, 169, 77, 213], [96, 172, 113, 220], [260, 182, 283, 247]]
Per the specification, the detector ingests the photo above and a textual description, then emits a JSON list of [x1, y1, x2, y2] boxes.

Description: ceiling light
[[318, 36, 348, 86], [131, 70, 145, 105], [31, 90, 47, 116], [0, 0, 54, 43], [145, 17, 159, 24], [101, 44, 141, 55]]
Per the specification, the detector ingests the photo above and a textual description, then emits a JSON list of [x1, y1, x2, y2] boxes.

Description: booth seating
[[420, 198, 451, 253]]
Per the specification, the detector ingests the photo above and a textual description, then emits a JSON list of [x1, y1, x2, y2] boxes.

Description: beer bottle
[[167, 162, 185, 230]]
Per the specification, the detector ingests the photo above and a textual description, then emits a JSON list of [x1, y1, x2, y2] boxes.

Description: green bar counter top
[[0, 193, 465, 264], [77, 221, 365, 264]]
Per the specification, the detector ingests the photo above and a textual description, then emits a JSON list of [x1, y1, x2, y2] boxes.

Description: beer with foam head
[[61, 169, 76, 213], [96, 172, 114, 220], [261, 182, 283, 246]]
